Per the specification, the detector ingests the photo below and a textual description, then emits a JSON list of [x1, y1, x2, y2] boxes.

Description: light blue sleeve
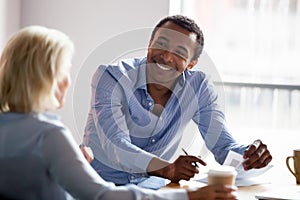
[[192, 75, 248, 164], [99, 185, 188, 200], [88, 67, 156, 174]]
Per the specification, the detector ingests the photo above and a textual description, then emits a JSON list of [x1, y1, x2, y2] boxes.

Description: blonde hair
[[0, 25, 74, 113]]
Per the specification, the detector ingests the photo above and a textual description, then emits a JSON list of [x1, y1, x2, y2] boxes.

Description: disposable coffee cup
[[208, 166, 237, 185]]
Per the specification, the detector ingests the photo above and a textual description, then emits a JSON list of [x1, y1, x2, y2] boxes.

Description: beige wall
[[18, 0, 170, 142], [0, 0, 20, 51]]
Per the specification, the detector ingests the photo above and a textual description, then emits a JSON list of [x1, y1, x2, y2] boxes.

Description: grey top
[[0, 112, 187, 200]]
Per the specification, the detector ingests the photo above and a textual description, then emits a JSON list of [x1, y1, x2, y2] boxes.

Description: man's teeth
[[157, 63, 172, 71]]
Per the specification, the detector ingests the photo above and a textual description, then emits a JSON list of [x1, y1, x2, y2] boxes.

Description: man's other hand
[[243, 139, 272, 170]]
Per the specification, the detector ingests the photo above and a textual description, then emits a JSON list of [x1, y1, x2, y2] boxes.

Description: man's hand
[[242, 139, 272, 170], [147, 155, 206, 183], [165, 155, 206, 182], [79, 144, 94, 164]]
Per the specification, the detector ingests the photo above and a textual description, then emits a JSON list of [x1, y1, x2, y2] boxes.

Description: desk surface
[[162, 163, 300, 200]]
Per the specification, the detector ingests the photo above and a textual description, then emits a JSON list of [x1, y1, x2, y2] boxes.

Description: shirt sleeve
[[123, 185, 188, 200], [100, 185, 188, 200], [193, 75, 248, 164], [41, 125, 188, 200], [42, 125, 116, 199], [87, 67, 158, 173]]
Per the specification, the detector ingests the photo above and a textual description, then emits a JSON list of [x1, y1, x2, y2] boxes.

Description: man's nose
[[160, 50, 175, 64]]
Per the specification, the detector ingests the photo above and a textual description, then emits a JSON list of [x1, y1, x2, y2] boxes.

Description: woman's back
[[0, 113, 69, 199]]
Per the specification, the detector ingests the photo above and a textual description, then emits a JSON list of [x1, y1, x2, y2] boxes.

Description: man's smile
[[155, 62, 174, 71]]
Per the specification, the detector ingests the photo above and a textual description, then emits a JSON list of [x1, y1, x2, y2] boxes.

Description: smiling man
[[82, 15, 272, 190], [146, 21, 199, 116]]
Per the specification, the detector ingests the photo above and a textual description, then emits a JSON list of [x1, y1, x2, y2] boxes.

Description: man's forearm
[[146, 157, 170, 178]]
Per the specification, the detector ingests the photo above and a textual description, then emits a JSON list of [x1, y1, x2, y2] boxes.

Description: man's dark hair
[[150, 15, 204, 61]]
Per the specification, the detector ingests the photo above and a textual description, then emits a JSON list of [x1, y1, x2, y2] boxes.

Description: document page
[[195, 150, 273, 186], [223, 150, 273, 180]]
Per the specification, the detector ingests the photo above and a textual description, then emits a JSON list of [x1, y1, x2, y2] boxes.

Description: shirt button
[[148, 102, 152, 106], [151, 139, 156, 143]]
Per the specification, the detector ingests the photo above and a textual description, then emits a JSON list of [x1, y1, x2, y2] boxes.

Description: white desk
[[163, 163, 300, 199]]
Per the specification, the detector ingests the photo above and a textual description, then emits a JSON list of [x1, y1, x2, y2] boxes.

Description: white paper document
[[195, 175, 270, 187], [223, 150, 273, 180], [195, 150, 273, 186]]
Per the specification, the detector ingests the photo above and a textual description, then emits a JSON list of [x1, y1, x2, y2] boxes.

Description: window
[[171, 0, 300, 85], [170, 1, 300, 159]]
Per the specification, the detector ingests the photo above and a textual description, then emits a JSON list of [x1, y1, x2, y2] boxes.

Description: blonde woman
[[0, 26, 237, 200]]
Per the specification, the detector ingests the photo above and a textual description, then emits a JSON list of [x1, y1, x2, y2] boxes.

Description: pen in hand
[[182, 148, 206, 168]]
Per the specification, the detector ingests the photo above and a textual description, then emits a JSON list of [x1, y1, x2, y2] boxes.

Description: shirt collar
[[177, 71, 186, 87], [135, 57, 147, 90]]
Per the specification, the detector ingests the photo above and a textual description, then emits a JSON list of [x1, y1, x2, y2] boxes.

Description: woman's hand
[[187, 185, 237, 200]]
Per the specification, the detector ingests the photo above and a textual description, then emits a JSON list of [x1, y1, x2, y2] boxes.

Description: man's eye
[[154, 41, 167, 48], [175, 50, 187, 59]]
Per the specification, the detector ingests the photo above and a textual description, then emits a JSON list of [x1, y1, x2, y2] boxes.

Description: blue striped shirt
[[83, 57, 247, 185]]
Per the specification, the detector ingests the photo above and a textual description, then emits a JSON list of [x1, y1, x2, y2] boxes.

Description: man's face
[[146, 21, 198, 85]]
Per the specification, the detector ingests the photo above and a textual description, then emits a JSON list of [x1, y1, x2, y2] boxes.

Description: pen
[[182, 148, 200, 168]]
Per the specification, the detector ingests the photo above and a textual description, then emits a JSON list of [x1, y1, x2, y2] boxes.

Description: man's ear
[[187, 59, 198, 70]]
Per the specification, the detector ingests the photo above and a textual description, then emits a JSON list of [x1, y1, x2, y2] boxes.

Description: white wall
[[0, 0, 20, 51], [20, 0, 169, 143]]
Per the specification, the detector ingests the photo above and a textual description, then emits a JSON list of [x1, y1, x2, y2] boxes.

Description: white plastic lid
[[208, 166, 237, 177]]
